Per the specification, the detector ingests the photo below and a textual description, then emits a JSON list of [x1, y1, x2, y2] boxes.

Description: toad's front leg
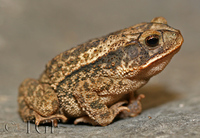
[[73, 77, 148, 126], [73, 90, 130, 126], [18, 79, 67, 126], [72, 79, 130, 126], [119, 92, 145, 118]]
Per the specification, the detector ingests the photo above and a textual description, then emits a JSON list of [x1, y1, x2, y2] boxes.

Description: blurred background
[[0, 0, 199, 137]]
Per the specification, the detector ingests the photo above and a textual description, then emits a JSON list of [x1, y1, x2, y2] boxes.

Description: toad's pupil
[[145, 35, 159, 47]]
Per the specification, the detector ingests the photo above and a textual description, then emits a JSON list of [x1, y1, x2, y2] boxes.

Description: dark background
[[0, 0, 199, 137]]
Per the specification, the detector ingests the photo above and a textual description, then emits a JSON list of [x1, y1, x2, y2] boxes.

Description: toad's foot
[[34, 112, 68, 127], [119, 93, 145, 118], [74, 116, 98, 126]]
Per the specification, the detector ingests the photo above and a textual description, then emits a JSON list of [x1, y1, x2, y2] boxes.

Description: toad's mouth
[[136, 31, 184, 70]]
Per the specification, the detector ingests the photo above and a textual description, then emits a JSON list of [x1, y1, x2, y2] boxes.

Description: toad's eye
[[145, 34, 160, 47]]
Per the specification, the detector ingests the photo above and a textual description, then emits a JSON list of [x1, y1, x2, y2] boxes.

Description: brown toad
[[18, 17, 183, 126]]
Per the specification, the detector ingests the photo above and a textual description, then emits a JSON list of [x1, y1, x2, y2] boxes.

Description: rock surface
[[0, 0, 199, 137]]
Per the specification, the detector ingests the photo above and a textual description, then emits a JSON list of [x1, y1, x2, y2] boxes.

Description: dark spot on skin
[[106, 85, 110, 90], [90, 78, 95, 83], [71, 106, 74, 110], [56, 86, 68, 95], [124, 44, 139, 60], [19, 101, 26, 109], [86, 74, 90, 78], [91, 73, 96, 77], [68, 93, 73, 98], [138, 48, 150, 64], [104, 84, 110, 91], [30, 80, 39, 86], [45, 89, 52, 94], [83, 82, 90, 91], [57, 63, 62, 69], [29, 109, 33, 115], [90, 99, 105, 109], [71, 48, 80, 57], [69, 58, 77, 65], [65, 101, 71, 105], [100, 111, 110, 119], [94, 49, 98, 53], [100, 86, 105, 91], [50, 58, 57, 65], [149, 47, 164, 58], [86, 94, 91, 98], [99, 47, 124, 71], [78, 39, 100, 54], [47, 58, 58, 74], [110, 79, 114, 85], [70, 88, 75, 92], [44, 94, 51, 100], [86, 93, 95, 98], [103, 37, 108, 42], [74, 82, 79, 87], [27, 91, 33, 97], [87, 110, 96, 117], [79, 87, 83, 92], [75, 75, 80, 83], [62, 51, 70, 59], [118, 81, 123, 88], [52, 100, 58, 108], [79, 94, 85, 103], [81, 77, 86, 81], [83, 53, 89, 60], [40, 100, 46, 106], [23, 108, 28, 114], [123, 57, 130, 68], [67, 79, 73, 86]]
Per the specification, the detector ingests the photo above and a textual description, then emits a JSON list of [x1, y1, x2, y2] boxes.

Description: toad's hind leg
[[18, 78, 67, 126]]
